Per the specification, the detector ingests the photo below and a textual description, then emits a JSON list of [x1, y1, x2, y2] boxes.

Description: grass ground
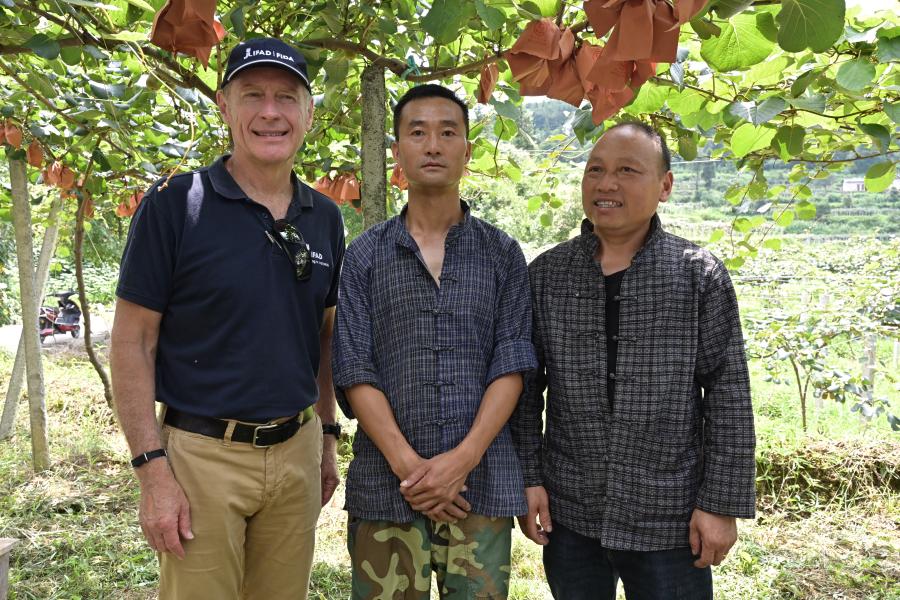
[[1, 300, 898, 599]]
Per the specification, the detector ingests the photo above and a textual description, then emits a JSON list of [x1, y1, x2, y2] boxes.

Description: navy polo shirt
[[116, 156, 345, 421]]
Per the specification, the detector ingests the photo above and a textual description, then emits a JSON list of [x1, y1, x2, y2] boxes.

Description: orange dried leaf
[[477, 63, 500, 104], [587, 85, 635, 124], [82, 196, 95, 220], [673, 0, 708, 26], [150, 0, 224, 68], [5, 123, 22, 149], [59, 166, 76, 190], [390, 165, 408, 190], [547, 59, 585, 107], [509, 18, 563, 60], [338, 174, 360, 202], [27, 140, 43, 168]]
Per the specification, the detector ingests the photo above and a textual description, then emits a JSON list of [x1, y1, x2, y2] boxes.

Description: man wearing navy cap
[[111, 37, 344, 599]]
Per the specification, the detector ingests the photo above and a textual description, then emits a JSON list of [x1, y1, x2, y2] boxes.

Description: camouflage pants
[[347, 513, 512, 600]]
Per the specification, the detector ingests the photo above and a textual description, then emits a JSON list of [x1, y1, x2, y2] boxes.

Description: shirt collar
[[394, 200, 472, 251], [577, 213, 664, 262], [208, 155, 315, 214]]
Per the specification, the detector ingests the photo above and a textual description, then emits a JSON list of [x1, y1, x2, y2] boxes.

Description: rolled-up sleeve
[[694, 262, 756, 518], [485, 240, 537, 385], [331, 238, 381, 419]]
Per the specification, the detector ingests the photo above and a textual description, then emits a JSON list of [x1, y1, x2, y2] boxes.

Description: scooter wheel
[[71, 328, 80, 339], [40, 335, 47, 344]]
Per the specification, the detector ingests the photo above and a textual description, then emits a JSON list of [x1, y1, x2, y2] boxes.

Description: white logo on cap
[[242, 48, 295, 62]]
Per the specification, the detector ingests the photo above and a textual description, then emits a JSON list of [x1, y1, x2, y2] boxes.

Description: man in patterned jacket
[[511, 122, 756, 599], [332, 84, 536, 599]]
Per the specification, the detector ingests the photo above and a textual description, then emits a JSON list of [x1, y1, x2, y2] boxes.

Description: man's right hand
[[517, 485, 552, 545], [137, 459, 193, 559], [394, 451, 471, 523]]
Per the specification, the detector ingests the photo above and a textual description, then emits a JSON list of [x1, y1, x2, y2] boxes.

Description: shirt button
[[608, 372, 616, 380], [612, 335, 619, 341], [613, 295, 622, 301]]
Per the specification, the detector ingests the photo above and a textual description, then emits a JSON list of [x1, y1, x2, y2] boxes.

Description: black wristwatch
[[322, 422, 341, 439], [130, 448, 168, 469]]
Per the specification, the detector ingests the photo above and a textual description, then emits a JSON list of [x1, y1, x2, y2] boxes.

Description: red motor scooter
[[39, 291, 82, 343]]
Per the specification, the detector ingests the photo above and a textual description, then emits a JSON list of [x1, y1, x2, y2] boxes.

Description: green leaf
[[123, 0, 154, 10], [230, 7, 246, 37], [708, 228, 725, 243], [527, 195, 543, 212], [795, 200, 816, 220], [788, 94, 826, 113], [540, 211, 553, 227], [700, 12, 776, 71], [728, 96, 787, 125], [62, 0, 119, 7], [60, 46, 82, 66], [323, 58, 350, 86], [876, 33, 900, 62], [475, 0, 506, 30], [836, 60, 876, 91], [627, 84, 668, 114], [91, 147, 111, 171], [27, 73, 56, 99], [865, 161, 896, 193], [772, 125, 806, 159], [885, 102, 900, 125], [106, 31, 148, 42], [776, 0, 845, 53], [789, 69, 818, 98], [762, 238, 782, 250], [667, 90, 705, 115], [422, 0, 467, 44], [678, 135, 698, 161], [492, 100, 519, 120], [731, 124, 776, 158], [711, 0, 754, 19], [858, 122, 891, 153], [774, 209, 795, 227], [24, 34, 61, 60]]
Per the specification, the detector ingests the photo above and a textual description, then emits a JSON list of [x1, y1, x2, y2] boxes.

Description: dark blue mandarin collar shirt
[[333, 202, 537, 522]]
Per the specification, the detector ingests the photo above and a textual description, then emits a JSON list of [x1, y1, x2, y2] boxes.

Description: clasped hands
[[397, 448, 474, 523]]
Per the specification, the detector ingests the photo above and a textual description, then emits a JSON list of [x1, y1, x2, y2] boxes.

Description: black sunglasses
[[270, 219, 312, 281]]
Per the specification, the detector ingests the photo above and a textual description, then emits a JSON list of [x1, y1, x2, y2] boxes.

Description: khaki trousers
[[158, 413, 323, 600]]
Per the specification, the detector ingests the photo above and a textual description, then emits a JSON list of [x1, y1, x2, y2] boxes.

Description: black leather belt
[[164, 405, 315, 448]]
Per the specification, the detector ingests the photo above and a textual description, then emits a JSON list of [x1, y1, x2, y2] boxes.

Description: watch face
[[322, 423, 341, 437]]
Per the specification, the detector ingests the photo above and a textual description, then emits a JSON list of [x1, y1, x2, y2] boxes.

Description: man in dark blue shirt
[[110, 38, 344, 599], [332, 85, 536, 599]]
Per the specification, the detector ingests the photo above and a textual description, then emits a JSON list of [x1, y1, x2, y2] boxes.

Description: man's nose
[[596, 171, 617, 190], [424, 133, 442, 154]]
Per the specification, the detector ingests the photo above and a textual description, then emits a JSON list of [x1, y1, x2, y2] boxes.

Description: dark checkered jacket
[[511, 216, 756, 551]]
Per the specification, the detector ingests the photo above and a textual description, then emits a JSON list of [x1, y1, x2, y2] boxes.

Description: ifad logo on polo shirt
[[243, 48, 296, 62], [310, 249, 329, 268]]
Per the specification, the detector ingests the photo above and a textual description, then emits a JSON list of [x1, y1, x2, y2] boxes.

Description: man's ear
[[216, 89, 229, 122], [391, 140, 399, 162], [464, 140, 472, 164], [659, 170, 674, 203], [304, 95, 314, 130]]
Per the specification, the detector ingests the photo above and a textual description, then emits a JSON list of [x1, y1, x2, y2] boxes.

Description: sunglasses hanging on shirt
[[267, 219, 312, 282]]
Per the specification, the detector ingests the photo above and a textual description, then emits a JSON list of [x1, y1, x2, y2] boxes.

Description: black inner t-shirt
[[604, 270, 625, 409]]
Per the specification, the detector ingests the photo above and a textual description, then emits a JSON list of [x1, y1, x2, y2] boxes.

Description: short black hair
[[604, 121, 671, 173], [393, 84, 469, 139]]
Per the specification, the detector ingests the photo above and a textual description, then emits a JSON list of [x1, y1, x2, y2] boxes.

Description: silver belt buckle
[[252, 422, 281, 448]]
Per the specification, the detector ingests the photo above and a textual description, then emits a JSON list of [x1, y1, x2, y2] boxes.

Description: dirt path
[[0, 311, 112, 355]]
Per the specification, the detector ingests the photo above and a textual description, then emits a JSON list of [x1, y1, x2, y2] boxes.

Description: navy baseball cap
[[222, 38, 311, 93]]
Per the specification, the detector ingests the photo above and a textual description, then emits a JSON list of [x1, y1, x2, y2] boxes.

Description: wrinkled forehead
[[587, 128, 662, 167]]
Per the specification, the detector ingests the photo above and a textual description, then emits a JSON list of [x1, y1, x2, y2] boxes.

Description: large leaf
[[711, 0, 754, 19], [776, 0, 845, 53], [885, 102, 900, 125], [772, 125, 806, 159], [731, 123, 776, 157], [422, 0, 467, 44], [474, 0, 506, 30], [864, 161, 896, 193], [24, 34, 61, 60], [729, 96, 787, 125], [700, 12, 776, 71], [836, 59, 875, 91], [876, 31, 900, 62], [858, 122, 891, 153]]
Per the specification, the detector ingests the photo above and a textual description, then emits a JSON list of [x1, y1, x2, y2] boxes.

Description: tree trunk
[[73, 196, 113, 408], [360, 63, 387, 229], [8, 157, 50, 470], [0, 195, 62, 440]]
